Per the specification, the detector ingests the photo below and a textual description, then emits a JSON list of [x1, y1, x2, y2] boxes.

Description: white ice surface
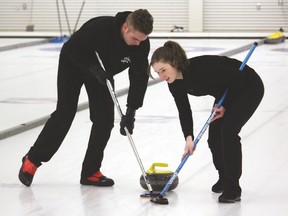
[[0, 38, 288, 216]]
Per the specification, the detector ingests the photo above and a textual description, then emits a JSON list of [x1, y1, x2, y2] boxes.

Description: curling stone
[[264, 28, 285, 44], [140, 162, 179, 192]]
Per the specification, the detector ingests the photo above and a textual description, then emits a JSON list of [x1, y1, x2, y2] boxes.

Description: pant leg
[[81, 79, 114, 178], [28, 54, 83, 165], [221, 76, 264, 196], [208, 117, 224, 180]]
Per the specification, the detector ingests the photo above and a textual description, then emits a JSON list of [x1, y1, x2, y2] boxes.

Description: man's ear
[[122, 22, 128, 31]]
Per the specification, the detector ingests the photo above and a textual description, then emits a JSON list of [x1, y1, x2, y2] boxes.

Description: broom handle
[[95, 52, 154, 193]]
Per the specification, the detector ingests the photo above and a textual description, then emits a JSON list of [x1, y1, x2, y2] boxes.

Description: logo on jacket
[[121, 56, 131, 64]]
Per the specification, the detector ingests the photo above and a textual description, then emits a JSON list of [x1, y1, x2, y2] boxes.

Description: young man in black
[[19, 9, 153, 187]]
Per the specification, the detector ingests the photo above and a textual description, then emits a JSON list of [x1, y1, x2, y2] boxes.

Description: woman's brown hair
[[148, 40, 189, 78]]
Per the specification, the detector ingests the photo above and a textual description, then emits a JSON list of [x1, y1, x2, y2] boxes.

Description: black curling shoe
[[80, 171, 114, 187], [212, 180, 223, 193]]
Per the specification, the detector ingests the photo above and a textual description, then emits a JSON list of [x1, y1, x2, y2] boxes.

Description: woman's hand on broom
[[182, 135, 196, 160]]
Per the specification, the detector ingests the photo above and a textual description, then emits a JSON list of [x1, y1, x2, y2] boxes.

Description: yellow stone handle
[[267, 31, 284, 39], [146, 162, 172, 174]]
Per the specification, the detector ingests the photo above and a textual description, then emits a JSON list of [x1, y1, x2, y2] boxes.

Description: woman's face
[[152, 61, 182, 83]]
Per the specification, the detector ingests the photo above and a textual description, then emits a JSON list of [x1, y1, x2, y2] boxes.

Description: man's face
[[122, 23, 148, 46]]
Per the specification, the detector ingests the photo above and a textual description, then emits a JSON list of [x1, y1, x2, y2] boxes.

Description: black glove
[[88, 64, 107, 84], [120, 107, 136, 136]]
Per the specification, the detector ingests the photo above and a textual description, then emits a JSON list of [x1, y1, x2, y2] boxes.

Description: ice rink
[[0, 35, 288, 216]]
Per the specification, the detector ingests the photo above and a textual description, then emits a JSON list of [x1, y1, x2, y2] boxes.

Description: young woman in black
[[149, 41, 264, 203]]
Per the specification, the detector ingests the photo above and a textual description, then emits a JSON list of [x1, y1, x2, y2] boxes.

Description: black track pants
[[27, 54, 114, 178], [208, 73, 264, 196]]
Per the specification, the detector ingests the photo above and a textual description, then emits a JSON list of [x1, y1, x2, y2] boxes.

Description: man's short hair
[[126, 9, 153, 35]]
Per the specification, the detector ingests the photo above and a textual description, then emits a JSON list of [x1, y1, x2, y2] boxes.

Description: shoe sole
[[218, 196, 241, 203], [80, 182, 114, 187], [80, 179, 114, 187]]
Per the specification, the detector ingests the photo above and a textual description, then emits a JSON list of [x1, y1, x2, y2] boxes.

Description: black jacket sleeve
[[126, 39, 150, 109], [168, 80, 194, 139]]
